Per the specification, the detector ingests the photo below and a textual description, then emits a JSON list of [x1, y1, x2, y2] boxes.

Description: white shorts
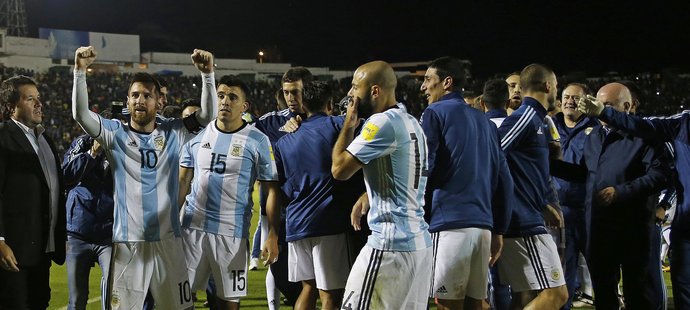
[[182, 228, 248, 301], [288, 233, 350, 290], [260, 215, 269, 247], [108, 238, 192, 310], [341, 245, 432, 310], [497, 234, 566, 292], [431, 228, 491, 299]]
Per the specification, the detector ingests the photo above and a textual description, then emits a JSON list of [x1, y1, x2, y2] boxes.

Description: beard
[[547, 93, 557, 111], [130, 110, 155, 128], [508, 99, 521, 110], [357, 93, 375, 119]]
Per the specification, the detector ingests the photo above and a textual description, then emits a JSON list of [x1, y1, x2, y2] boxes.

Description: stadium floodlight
[[0, 0, 29, 37]]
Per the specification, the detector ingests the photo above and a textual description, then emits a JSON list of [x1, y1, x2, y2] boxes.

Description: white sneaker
[[249, 257, 260, 270]]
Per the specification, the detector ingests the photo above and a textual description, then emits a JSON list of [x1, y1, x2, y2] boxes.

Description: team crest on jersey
[[361, 122, 380, 141], [551, 269, 561, 280], [153, 136, 165, 151], [231, 143, 244, 157], [585, 127, 594, 135], [202, 142, 211, 149]]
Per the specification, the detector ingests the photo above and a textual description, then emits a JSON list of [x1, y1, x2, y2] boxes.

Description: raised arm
[[72, 46, 101, 137], [191, 49, 217, 127], [331, 98, 363, 180], [579, 95, 682, 142]]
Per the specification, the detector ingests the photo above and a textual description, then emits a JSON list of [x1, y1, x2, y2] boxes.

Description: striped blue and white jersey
[[180, 121, 277, 238], [346, 107, 432, 252], [98, 117, 200, 242]]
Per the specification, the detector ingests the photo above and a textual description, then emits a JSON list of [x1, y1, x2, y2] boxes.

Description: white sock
[[266, 268, 280, 310], [578, 253, 593, 296]]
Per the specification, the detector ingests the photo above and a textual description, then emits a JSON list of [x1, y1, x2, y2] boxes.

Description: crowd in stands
[[1, 65, 689, 156]]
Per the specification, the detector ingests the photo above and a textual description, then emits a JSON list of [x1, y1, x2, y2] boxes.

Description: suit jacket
[[551, 124, 669, 256], [581, 126, 669, 226], [0, 120, 66, 266]]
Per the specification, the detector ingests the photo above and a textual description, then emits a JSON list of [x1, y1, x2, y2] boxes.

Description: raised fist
[[74, 46, 97, 71], [191, 49, 214, 74]]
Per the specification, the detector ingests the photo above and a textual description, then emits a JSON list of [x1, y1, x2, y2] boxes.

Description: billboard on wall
[[39, 28, 88, 60], [88, 32, 140, 62], [39, 28, 140, 62]]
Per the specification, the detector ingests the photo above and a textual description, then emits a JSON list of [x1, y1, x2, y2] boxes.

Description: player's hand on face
[[191, 49, 214, 74], [351, 193, 370, 231], [543, 204, 564, 229], [344, 96, 361, 129], [74, 46, 97, 71], [0, 241, 19, 272], [261, 236, 279, 267], [596, 187, 617, 206], [283, 116, 302, 133], [578, 94, 605, 116]]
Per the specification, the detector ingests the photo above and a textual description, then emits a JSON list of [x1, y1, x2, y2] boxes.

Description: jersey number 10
[[139, 150, 158, 169]]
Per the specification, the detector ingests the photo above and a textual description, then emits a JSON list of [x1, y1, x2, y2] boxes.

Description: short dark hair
[[181, 98, 201, 110], [564, 82, 591, 96], [428, 56, 465, 92], [519, 64, 554, 93], [161, 105, 182, 118], [282, 67, 313, 84], [302, 81, 332, 113], [482, 79, 509, 110], [156, 77, 169, 89], [506, 72, 521, 79], [0, 75, 38, 120], [218, 75, 250, 100], [129, 72, 162, 96]]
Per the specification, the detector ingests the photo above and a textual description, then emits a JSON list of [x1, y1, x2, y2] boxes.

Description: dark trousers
[[0, 256, 51, 310], [671, 231, 690, 310], [489, 265, 511, 310], [648, 224, 667, 310], [589, 219, 656, 310], [562, 207, 587, 310]]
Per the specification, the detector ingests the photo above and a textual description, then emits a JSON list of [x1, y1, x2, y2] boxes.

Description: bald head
[[354, 61, 397, 91], [348, 61, 397, 117], [597, 83, 632, 113]]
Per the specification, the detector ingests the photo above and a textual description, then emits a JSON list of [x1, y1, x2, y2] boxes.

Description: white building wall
[[5, 36, 50, 57]]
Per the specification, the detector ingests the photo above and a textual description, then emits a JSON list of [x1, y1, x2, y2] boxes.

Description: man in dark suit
[[552, 82, 669, 309], [0, 75, 66, 309]]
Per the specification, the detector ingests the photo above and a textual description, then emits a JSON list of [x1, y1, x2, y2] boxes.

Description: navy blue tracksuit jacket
[[421, 92, 513, 234]]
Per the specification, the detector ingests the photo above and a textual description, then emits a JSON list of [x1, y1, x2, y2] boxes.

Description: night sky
[[24, 0, 690, 77]]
